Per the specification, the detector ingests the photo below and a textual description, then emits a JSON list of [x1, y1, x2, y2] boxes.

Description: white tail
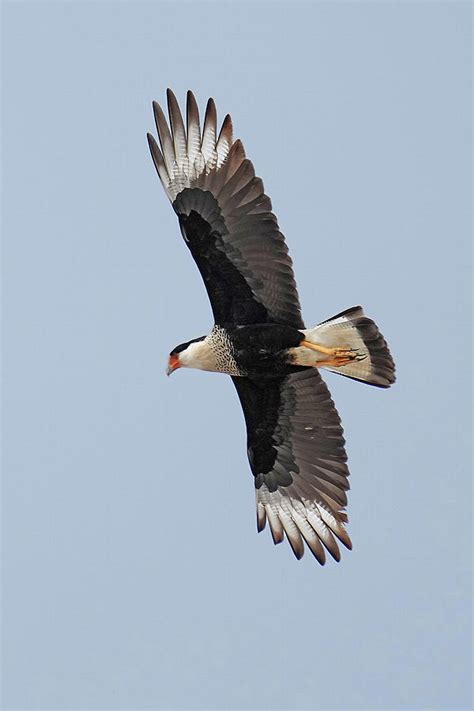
[[293, 306, 396, 387]]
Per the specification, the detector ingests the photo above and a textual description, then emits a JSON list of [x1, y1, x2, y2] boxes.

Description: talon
[[332, 347, 363, 362]]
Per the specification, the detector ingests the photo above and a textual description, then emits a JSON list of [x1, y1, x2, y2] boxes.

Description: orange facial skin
[[167, 353, 181, 376]]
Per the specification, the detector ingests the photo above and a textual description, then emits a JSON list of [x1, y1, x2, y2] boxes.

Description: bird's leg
[[300, 340, 360, 360]]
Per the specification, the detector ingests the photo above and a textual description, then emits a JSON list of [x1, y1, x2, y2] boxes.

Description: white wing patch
[[149, 89, 234, 202], [256, 484, 352, 564]]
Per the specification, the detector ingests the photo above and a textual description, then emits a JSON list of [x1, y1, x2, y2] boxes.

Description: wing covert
[[148, 90, 304, 328]]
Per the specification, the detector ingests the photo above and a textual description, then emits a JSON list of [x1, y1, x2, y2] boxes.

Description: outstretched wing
[[232, 370, 352, 563], [148, 90, 304, 328]]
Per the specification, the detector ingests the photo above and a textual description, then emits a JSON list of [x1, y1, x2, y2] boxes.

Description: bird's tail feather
[[296, 306, 396, 387]]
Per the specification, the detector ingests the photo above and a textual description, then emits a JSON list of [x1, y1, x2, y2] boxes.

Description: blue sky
[[2, 2, 472, 709]]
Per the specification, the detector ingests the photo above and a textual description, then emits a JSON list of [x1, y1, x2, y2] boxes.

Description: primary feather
[[147, 89, 303, 328]]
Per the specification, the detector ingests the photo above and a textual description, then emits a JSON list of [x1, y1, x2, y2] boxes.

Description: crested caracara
[[147, 90, 395, 564]]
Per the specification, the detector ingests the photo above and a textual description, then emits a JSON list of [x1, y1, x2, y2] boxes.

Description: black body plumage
[[225, 323, 305, 378]]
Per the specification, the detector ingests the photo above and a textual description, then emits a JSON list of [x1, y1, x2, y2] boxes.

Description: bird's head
[[167, 335, 210, 375]]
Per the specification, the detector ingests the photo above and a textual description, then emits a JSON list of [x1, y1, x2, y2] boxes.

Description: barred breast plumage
[[205, 326, 244, 376]]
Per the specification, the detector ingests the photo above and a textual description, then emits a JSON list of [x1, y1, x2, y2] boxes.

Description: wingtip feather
[[166, 89, 186, 160], [147, 132, 170, 187], [256, 503, 267, 532]]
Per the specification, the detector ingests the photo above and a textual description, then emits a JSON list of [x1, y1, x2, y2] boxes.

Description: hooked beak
[[166, 354, 181, 376]]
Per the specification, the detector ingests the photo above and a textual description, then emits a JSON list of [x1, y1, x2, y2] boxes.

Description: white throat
[[179, 339, 217, 372]]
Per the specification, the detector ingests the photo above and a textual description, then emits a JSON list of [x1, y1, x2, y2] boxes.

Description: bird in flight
[[147, 90, 395, 564]]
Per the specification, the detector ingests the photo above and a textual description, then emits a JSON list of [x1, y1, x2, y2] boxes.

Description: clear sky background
[[2, 2, 472, 709]]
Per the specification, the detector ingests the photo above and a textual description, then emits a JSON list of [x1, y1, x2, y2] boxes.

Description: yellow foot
[[300, 340, 365, 362], [316, 355, 358, 368]]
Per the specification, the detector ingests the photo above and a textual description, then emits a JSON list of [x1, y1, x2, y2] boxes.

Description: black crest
[[170, 335, 206, 356]]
